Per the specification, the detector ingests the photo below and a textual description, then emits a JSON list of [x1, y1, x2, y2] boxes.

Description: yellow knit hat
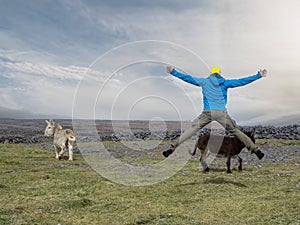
[[211, 67, 221, 74]]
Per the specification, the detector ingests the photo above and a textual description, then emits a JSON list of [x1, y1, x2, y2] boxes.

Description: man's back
[[170, 68, 262, 110]]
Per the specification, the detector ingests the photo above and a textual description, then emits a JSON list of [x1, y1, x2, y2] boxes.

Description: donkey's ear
[[45, 120, 50, 124], [250, 128, 256, 136]]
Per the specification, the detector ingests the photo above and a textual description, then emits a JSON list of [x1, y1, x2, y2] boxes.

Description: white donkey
[[44, 119, 76, 161]]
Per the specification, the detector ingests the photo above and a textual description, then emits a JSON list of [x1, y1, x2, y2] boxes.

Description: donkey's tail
[[189, 141, 198, 156], [68, 135, 76, 142]]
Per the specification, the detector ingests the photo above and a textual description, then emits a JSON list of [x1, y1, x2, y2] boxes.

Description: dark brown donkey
[[190, 130, 255, 173]]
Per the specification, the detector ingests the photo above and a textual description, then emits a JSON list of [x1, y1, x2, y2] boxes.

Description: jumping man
[[163, 66, 267, 159]]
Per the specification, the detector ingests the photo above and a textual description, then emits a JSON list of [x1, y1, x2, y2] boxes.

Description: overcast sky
[[0, 0, 299, 124]]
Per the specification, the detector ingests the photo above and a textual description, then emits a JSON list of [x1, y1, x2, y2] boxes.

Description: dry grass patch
[[0, 143, 299, 224]]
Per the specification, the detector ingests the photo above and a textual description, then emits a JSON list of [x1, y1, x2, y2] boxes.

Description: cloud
[[0, 92, 21, 110], [0, 50, 114, 117], [0, 0, 299, 124]]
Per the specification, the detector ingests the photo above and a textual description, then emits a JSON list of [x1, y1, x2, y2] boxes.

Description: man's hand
[[260, 69, 267, 77], [167, 66, 174, 74]]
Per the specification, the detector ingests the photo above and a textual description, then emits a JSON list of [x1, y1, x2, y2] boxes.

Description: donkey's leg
[[68, 143, 73, 161], [236, 155, 243, 172], [226, 156, 232, 173], [58, 145, 65, 160], [54, 145, 59, 159], [200, 150, 209, 172]]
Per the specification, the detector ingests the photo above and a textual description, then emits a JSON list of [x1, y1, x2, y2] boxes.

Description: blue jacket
[[171, 69, 262, 111]]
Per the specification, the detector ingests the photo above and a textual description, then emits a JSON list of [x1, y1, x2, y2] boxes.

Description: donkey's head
[[244, 128, 256, 144], [44, 119, 62, 137]]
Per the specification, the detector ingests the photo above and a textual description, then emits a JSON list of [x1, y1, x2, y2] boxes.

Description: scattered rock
[[0, 120, 299, 167], [5, 171, 17, 174], [98, 125, 300, 141], [42, 174, 50, 179]]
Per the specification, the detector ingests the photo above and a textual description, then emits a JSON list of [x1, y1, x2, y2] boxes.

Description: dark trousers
[[173, 110, 256, 151]]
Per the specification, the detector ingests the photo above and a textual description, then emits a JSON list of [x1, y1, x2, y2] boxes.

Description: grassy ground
[[256, 138, 300, 146], [0, 141, 299, 225]]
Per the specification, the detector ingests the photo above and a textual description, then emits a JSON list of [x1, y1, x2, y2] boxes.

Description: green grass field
[[0, 141, 299, 225]]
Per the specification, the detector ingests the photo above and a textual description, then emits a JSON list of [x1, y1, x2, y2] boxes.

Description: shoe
[[163, 145, 175, 158], [256, 150, 264, 160], [252, 148, 264, 160], [163, 149, 173, 158]]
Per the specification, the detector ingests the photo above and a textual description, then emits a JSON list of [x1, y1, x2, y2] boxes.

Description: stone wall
[[0, 124, 299, 144]]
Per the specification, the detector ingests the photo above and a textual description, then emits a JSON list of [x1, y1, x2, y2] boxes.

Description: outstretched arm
[[224, 69, 267, 88], [166, 66, 205, 86]]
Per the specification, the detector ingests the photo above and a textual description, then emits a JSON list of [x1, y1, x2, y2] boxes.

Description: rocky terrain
[[0, 119, 299, 168], [0, 119, 299, 144]]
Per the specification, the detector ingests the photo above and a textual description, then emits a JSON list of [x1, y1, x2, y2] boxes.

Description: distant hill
[[0, 106, 298, 126], [0, 106, 69, 119], [262, 114, 300, 126], [240, 113, 300, 126]]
